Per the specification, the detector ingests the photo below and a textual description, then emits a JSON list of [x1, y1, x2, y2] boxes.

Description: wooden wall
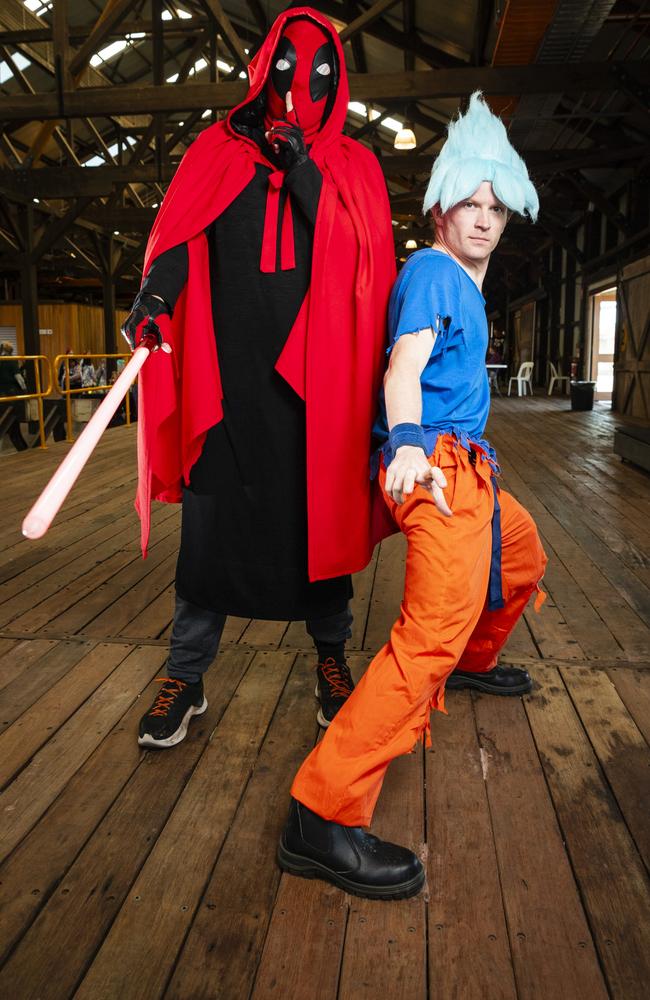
[[0, 302, 129, 368], [614, 256, 650, 423]]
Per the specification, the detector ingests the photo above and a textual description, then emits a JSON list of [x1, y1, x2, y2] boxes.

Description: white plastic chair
[[507, 362, 534, 397], [547, 361, 570, 396]]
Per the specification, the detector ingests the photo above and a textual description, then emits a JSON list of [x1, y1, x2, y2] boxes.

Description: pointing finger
[[431, 482, 453, 517], [430, 467, 448, 490], [286, 91, 294, 114]]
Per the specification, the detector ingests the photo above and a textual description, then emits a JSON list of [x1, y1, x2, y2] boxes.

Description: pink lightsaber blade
[[22, 337, 167, 540]]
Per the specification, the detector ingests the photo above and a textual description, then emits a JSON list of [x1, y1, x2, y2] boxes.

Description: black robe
[[142, 157, 352, 620]]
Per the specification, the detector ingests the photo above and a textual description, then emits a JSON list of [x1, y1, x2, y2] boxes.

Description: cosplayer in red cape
[[121, 4, 396, 748]]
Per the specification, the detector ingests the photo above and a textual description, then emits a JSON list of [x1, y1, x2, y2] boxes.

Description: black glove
[[267, 114, 308, 172], [121, 291, 171, 351]]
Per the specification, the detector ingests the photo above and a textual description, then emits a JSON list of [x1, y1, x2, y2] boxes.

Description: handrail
[[54, 353, 134, 443], [0, 355, 53, 449]]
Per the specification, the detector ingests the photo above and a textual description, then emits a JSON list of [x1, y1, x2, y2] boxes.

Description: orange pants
[[292, 435, 547, 827]]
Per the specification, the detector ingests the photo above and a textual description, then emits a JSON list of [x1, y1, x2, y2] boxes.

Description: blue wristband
[[389, 422, 426, 454]]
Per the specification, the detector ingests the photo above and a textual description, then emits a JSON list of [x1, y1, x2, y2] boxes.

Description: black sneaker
[[446, 664, 532, 696], [278, 799, 425, 900], [315, 657, 354, 728], [137, 677, 207, 748]]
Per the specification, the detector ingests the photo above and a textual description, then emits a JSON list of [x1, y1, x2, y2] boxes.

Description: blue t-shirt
[[373, 248, 495, 466]]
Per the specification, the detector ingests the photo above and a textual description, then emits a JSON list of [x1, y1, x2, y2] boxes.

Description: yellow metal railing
[[54, 353, 133, 443], [0, 355, 52, 449]]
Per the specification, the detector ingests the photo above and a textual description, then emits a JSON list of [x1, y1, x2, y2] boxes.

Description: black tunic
[[143, 157, 352, 620]]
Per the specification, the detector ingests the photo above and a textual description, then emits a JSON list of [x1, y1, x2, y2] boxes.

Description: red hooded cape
[[136, 6, 396, 580]]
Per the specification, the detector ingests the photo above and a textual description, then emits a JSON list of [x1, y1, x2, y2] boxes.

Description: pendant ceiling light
[[394, 122, 416, 150]]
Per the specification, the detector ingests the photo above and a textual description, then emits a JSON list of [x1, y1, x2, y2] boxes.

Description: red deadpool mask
[[265, 18, 336, 141]]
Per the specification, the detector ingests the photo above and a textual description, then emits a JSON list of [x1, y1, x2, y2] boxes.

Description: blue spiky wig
[[423, 92, 539, 222]]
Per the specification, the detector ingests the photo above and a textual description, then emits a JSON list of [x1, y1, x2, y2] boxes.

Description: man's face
[[434, 182, 508, 263]]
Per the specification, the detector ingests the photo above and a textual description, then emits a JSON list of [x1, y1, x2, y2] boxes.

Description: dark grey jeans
[[168, 593, 353, 683]]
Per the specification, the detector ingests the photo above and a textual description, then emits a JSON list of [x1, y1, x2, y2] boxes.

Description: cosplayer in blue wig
[[423, 92, 539, 221]]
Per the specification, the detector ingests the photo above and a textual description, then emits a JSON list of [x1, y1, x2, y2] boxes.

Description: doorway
[[589, 287, 616, 401]]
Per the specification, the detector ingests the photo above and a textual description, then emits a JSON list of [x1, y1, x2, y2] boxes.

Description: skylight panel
[[24, 0, 52, 13], [161, 10, 173, 19], [167, 72, 179, 83], [90, 39, 128, 67], [216, 60, 232, 73], [84, 155, 106, 167], [106, 137, 137, 158], [177, 8, 192, 17], [348, 102, 368, 118], [0, 51, 33, 83], [346, 103, 403, 133]]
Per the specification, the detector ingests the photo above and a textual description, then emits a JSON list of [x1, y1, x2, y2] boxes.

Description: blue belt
[[488, 478, 504, 611]]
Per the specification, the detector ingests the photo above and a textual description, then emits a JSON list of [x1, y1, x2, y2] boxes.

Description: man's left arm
[[384, 332, 452, 516]]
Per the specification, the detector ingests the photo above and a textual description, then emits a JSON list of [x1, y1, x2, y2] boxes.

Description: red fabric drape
[[136, 6, 396, 578]]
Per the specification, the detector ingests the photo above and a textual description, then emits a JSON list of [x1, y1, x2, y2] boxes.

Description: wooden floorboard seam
[[521, 690, 616, 998]]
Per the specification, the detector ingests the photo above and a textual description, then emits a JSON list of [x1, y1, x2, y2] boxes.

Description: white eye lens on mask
[[276, 58, 291, 71], [316, 63, 331, 76]]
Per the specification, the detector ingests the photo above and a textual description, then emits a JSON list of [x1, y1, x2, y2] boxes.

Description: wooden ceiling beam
[[339, 0, 402, 43], [244, 0, 268, 35], [31, 197, 96, 261], [472, 0, 493, 66], [3, 141, 649, 202], [564, 172, 632, 237], [0, 19, 212, 45], [198, 0, 249, 69], [26, 0, 138, 167], [4, 62, 648, 120], [0, 131, 23, 168], [314, 0, 464, 67], [0, 43, 34, 94], [53, 0, 72, 92], [68, 0, 135, 78], [403, 0, 416, 72]]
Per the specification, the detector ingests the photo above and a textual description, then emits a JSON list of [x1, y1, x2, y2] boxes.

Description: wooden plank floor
[[0, 397, 648, 1000]]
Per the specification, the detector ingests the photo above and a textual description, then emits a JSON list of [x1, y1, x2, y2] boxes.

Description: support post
[[20, 203, 39, 379], [102, 235, 117, 362]]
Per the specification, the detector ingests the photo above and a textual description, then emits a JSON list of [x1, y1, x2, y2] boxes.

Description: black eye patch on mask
[[271, 36, 297, 99], [310, 41, 334, 102]]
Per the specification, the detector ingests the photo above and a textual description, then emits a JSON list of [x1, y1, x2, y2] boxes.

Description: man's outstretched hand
[[265, 92, 308, 171], [384, 445, 453, 516]]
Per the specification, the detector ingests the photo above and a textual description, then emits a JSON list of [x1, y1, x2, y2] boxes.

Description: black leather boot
[[446, 663, 532, 695], [278, 798, 425, 900]]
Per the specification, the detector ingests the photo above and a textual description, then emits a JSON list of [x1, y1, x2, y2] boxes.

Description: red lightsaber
[[22, 333, 169, 540]]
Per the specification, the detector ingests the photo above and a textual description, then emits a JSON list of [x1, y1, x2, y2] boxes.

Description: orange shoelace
[[319, 658, 353, 699], [150, 677, 188, 717]]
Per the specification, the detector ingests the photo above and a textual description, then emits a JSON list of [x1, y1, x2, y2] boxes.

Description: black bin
[[570, 380, 596, 411]]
